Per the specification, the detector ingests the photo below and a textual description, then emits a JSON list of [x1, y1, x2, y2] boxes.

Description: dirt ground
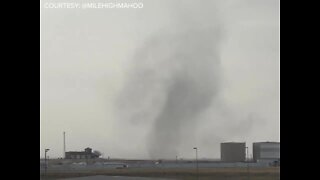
[[41, 167, 280, 180]]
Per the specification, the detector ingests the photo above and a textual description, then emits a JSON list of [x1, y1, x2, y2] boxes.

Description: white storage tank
[[220, 142, 246, 162], [253, 142, 280, 163]]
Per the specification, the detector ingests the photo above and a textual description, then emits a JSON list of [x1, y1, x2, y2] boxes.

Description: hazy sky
[[41, 0, 279, 159]]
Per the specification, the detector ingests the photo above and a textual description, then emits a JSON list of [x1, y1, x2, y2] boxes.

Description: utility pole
[[246, 147, 250, 180], [193, 147, 199, 180], [63, 131, 66, 159], [44, 149, 50, 174]]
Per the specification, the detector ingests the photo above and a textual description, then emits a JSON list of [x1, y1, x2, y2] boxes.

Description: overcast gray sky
[[41, 0, 279, 159]]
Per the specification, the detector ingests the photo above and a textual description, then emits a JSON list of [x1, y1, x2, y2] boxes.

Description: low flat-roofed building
[[65, 147, 99, 159]]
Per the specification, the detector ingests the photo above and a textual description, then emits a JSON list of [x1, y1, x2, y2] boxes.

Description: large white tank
[[253, 142, 280, 162]]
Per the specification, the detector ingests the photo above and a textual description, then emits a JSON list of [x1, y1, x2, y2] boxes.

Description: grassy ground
[[40, 167, 280, 180]]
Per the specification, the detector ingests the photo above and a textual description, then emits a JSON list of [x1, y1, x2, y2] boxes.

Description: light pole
[[63, 131, 66, 159], [193, 147, 198, 180], [44, 149, 50, 174], [246, 147, 249, 180]]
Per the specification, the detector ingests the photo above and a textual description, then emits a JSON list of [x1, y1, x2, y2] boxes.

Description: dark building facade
[[65, 147, 99, 159], [221, 142, 246, 162]]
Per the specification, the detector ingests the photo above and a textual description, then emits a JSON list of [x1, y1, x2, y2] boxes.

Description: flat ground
[[58, 175, 172, 180], [41, 167, 280, 180]]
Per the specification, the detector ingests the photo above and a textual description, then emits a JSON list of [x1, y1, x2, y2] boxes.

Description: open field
[[41, 167, 280, 180]]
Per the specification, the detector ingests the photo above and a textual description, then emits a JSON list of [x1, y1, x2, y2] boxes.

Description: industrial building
[[65, 147, 99, 159], [253, 142, 280, 163], [220, 142, 246, 162]]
